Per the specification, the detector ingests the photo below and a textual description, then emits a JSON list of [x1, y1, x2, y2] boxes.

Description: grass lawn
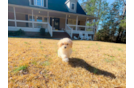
[[8, 38, 126, 88]]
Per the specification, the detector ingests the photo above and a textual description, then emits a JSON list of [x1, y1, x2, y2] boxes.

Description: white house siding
[[66, 1, 70, 8], [65, 0, 77, 13]]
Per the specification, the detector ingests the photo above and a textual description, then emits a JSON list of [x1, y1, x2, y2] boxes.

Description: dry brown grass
[[8, 38, 126, 88]]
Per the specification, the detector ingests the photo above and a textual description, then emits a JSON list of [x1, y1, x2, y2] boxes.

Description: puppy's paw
[[62, 58, 69, 62]]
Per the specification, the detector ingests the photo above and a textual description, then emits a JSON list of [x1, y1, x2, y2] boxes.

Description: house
[[8, 0, 97, 39]]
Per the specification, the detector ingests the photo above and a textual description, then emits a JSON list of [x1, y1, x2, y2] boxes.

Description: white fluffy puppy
[[58, 38, 73, 62]]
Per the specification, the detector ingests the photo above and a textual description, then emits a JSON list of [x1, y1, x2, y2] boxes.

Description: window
[[31, 0, 34, 5], [36, 16, 43, 28], [29, 16, 35, 21], [34, 0, 43, 7], [29, 16, 35, 27], [43, 17, 47, 22], [36, 16, 42, 22], [44, 0, 46, 7], [36, 0, 42, 6], [72, 3, 75, 10], [31, 0, 47, 7]]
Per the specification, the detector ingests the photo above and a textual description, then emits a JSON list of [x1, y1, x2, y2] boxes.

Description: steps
[[52, 32, 71, 38]]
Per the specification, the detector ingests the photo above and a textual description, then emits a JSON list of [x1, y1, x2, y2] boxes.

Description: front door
[[54, 18, 60, 30], [50, 18, 60, 30]]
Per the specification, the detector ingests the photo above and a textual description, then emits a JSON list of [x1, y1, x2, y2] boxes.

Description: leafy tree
[[80, 0, 109, 40], [80, 0, 126, 43]]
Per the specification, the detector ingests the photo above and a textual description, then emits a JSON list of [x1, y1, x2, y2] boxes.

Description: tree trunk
[[120, 31, 123, 42], [94, 26, 98, 40]]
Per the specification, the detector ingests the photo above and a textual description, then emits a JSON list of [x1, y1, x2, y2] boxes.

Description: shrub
[[8, 31, 15, 36], [15, 29, 25, 36], [40, 28, 46, 36], [8, 29, 25, 36]]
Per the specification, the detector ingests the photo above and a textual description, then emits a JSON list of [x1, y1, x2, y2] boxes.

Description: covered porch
[[8, 4, 97, 39]]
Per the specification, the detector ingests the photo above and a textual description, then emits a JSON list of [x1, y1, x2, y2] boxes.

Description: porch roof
[[8, 0, 88, 16], [9, 4, 98, 20]]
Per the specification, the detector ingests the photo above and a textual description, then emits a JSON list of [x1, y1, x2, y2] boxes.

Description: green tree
[[98, 0, 126, 43], [80, 0, 126, 43], [80, 0, 109, 38]]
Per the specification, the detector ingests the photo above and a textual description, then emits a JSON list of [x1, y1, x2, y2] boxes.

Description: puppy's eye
[[67, 44, 68, 45]]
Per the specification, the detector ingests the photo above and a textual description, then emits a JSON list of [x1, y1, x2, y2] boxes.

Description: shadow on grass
[[69, 58, 116, 79]]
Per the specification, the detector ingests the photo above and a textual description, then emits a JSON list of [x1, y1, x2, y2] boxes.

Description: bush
[[15, 29, 25, 36], [40, 28, 46, 36], [8, 31, 15, 36], [8, 29, 25, 36]]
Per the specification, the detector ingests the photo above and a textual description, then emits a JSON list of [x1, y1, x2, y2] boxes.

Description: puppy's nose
[[64, 46, 66, 49]]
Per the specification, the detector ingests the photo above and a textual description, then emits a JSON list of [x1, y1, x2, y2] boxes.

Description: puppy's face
[[58, 38, 73, 50]]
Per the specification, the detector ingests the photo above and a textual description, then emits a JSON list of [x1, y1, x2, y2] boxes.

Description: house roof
[[8, 0, 86, 15]]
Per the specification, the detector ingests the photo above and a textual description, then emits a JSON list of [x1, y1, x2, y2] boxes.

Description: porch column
[[32, 10, 34, 28], [65, 14, 67, 30], [75, 16, 78, 30], [85, 18, 87, 31], [13, 7, 17, 27], [47, 12, 49, 24]]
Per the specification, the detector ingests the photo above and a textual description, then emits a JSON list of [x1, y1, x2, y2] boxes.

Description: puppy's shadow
[[69, 58, 116, 79]]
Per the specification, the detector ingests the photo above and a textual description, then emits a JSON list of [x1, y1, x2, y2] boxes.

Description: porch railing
[[65, 24, 73, 38], [67, 24, 95, 34], [48, 23, 53, 37]]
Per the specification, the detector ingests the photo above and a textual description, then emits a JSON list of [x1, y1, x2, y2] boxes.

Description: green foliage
[[84, 0, 126, 43], [96, 28, 110, 41], [40, 28, 46, 36], [15, 29, 25, 36], [13, 65, 28, 73], [8, 29, 25, 36], [120, 19, 126, 29], [82, 0, 109, 28], [8, 31, 15, 36]]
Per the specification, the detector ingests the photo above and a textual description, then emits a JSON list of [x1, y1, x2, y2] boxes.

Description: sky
[[106, 0, 115, 5]]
